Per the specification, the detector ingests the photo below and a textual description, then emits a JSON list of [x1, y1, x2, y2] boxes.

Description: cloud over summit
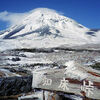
[[0, 11, 29, 27], [0, 8, 63, 29]]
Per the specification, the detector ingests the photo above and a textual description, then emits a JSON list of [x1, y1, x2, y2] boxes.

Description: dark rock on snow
[[0, 75, 32, 96]]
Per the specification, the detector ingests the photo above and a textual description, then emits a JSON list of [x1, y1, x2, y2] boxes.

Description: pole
[[43, 90, 45, 100]]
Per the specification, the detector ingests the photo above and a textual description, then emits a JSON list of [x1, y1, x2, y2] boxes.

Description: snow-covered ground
[[1, 47, 100, 67]]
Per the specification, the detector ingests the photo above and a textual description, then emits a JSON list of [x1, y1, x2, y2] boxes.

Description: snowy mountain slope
[[94, 30, 100, 42], [0, 8, 97, 50]]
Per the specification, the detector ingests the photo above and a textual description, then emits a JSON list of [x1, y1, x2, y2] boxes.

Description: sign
[[32, 68, 100, 99]]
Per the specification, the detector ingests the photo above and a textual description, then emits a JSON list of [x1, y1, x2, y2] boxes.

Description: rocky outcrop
[[0, 68, 32, 96]]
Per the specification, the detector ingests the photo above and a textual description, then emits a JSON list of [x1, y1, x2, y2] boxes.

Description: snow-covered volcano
[[0, 8, 97, 50]]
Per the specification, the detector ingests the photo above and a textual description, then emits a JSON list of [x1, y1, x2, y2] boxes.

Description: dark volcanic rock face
[[0, 75, 32, 96]]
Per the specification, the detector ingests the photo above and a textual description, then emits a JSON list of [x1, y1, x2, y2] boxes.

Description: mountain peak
[[0, 8, 96, 50], [22, 8, 69, 25], [30, 8, 57, 14]]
